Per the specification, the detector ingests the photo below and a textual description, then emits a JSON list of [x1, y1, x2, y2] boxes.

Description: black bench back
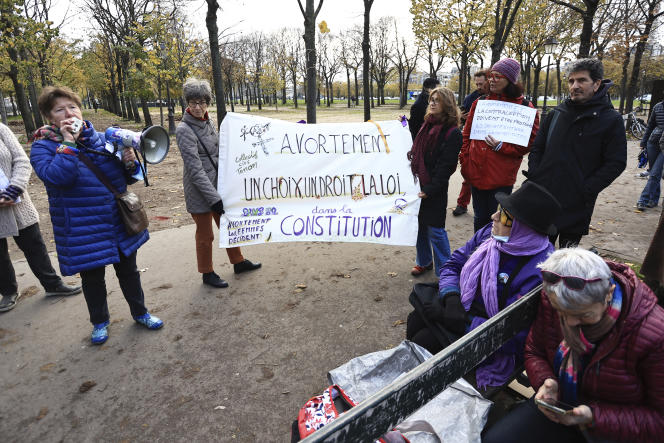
[[301, 284, 543, 443]]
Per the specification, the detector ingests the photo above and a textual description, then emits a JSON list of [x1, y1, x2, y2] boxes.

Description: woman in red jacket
[[483, 248, 664, 442], [460, 58, 539, 232]]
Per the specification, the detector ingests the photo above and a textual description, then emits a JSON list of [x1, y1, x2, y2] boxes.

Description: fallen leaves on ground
[[79, 380, 97, 393], [393, 320, 405, 327], [387, 272, 397, 277]]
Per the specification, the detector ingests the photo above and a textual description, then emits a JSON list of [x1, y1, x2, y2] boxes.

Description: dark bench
[[301, 284, 542, 443]]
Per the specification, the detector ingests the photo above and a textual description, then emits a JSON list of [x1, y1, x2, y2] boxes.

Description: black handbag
[[78, 152, 149, 236]]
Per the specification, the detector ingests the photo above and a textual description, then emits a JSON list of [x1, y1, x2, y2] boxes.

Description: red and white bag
[[297, 385, 357, 438]]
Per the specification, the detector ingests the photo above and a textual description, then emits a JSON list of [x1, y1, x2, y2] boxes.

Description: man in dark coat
[[409, 77, 440, 140], [526, 58, 626, 248]]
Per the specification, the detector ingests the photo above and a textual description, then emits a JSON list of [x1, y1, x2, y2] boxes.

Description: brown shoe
[[411, 263, 433, 276]]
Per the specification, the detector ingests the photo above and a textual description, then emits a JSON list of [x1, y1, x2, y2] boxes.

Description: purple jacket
[[439, 225, 553, 362]]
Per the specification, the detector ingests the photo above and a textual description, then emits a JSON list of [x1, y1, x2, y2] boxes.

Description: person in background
[[454, 70, 489, 217], [483, 248, 664, 442], [527, 58, 626, 247], [407, 182, 559, 389], [409, 77, 441, 140], [460, 58, 539, 232], [408, 87, 462, 277], [636, 98, 664, 211], [175, 78, 261, 289], [0, 122, 81, 313], [30, 86, 163, 344]]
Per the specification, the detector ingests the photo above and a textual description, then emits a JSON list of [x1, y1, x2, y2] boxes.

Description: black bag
[[409, 283, 460, 349], [78, 152, 149, 235]]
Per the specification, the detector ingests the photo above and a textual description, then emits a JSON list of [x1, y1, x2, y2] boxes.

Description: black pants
[[406, 310, 450, 355], [482, 397, 587, 443], [80, 250, 147, 325], [471, 186, 513, 232], [0, 223, 61, 296], [549, 232, 583, 249]]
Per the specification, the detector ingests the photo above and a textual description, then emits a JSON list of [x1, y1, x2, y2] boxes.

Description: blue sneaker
[[91, 321, 110, 345], [133, 312, 164, 330]]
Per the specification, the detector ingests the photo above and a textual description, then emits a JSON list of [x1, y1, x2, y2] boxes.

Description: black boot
[[202, 272, 229, 288], [44, 282, 82, 297], [233, 259, 262, 274]]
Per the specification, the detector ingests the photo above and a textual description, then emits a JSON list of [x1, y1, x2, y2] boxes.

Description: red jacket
[[525, 262, 664, 441], [460, 94, 539, 190]]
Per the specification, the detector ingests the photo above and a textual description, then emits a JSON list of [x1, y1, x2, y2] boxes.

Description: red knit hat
[[491, 58, 520, 84]]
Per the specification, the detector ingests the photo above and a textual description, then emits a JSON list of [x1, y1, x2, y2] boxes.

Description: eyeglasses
[[541, 270, 603, 291], [429, 98, 440, 105], [188, 101, 208, 108], [489, 73, 506, 81], [498, 204, 513, 227]]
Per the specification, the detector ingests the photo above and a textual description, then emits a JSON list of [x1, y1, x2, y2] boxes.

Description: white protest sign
[[469, 100, 537, 147], [217, 112, 421, 248]]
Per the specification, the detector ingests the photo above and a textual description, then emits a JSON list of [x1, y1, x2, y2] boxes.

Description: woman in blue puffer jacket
[[30, 86, 163, 345]]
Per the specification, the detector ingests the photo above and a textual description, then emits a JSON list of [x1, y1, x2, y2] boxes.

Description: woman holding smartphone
[[483, 248, 664, 442]]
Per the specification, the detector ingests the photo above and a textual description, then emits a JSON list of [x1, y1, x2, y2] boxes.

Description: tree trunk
[[132, 98, 141, 124], [619, 47, 631, 114], [625, 22, 655, 113], [26, 74, 43, 128], [227, 76, 235, 112], [354, 70, 359, 106], [292, 69, 298, 109], [0, 90, 7, 125], [362, 0, 374, 121], [578, 4, 599, 58], [7, 48, 35, 135], [206, 0, 227, 127], [300, 0, 322, 123]]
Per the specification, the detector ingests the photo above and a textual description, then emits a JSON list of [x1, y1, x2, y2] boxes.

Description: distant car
[[638, 94, 651, 103]]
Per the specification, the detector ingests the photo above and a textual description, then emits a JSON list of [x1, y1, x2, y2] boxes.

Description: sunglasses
[[541, 270, 603, 291], [498, 204, 513, 227]]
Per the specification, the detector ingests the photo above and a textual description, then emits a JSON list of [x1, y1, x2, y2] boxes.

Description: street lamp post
[[543, 37, 559, 114]]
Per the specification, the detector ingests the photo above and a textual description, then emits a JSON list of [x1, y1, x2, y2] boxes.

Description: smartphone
[[535, 398, 575, 415]]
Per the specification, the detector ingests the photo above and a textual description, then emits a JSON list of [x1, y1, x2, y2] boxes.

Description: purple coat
[[438, 225, 553, 376]]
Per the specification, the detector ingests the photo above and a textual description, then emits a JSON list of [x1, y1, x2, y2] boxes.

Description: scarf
[[459, 220, 551, 388], [409, 116, 445, 186], [33, 121, 90, 144], [554, 280, 623, 405], [186, 108, 209, 121]]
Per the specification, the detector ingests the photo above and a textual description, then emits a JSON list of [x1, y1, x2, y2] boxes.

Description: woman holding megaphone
[[30, 86, 164, 345], [176, 78, 261, 289]]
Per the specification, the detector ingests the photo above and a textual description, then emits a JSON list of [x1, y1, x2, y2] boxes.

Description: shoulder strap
[[499, 255, 535, 310], [545, 110, 560, 147], [77, 151, 120, 197], [182, 121, 218, 171]]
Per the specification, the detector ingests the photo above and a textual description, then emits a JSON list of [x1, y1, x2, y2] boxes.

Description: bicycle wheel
[[632, 122, 646, 139]]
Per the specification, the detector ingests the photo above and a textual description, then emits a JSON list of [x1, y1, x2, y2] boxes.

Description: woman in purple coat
[[406, 181, 561, 388]]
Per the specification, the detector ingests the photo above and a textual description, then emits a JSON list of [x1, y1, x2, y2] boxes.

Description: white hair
[[537, 248, 612, 309], [182, 78, 212, 104]]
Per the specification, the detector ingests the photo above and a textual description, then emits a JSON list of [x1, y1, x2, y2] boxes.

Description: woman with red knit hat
[[460, 58, 539, 232]]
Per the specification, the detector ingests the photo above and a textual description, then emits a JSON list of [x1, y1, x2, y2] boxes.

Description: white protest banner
[[469, 100, 537, 147], [217, 112, 421, 248]]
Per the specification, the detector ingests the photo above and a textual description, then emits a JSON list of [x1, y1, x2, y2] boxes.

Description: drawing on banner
[[469, 100, 537, 147], [217, 113, 421, 248], [240, 122, 273, 155]]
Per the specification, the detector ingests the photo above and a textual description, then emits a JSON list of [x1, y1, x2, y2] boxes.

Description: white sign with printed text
[[217, 112, 421, 248], [469, 100, 537, 147]]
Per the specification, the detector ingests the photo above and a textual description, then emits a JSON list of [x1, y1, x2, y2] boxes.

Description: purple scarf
[[459, 219, 551, 388]]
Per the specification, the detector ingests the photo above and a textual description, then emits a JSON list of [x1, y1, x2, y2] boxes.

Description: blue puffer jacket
[[30, 121, 149, 276]]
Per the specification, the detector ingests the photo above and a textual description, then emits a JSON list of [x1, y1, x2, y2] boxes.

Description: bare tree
[[548, 0, 602, 58], [391, 22, 420, 109], [369, 17, 395, 106], [489, 0, 525, 64], [624, 0, 664, 113], [297, 0, 324, 123]]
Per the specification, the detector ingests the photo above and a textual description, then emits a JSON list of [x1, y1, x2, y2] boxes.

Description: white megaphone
[[104, 126, 170, 164]]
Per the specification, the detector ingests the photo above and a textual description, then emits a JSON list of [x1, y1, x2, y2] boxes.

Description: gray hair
[[183, 78, 212, 104], [537, 248, 612, 310], [568, 58, 604, 82]]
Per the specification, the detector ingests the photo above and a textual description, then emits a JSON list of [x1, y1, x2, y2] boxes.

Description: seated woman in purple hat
[[406, 181, 561, 389]]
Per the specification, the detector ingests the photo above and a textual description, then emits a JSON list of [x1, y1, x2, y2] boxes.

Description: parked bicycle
[[626, 109, 647, 139]]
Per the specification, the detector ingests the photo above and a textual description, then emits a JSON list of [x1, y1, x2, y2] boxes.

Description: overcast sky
[[51, 0, 416, 46]]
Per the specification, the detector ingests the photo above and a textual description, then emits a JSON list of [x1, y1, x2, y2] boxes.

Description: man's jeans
[[416, 223, 451, 277], [638, 141, 663, 207]]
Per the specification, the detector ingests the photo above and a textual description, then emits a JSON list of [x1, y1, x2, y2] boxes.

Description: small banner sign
[[469, 100, 537, 147]]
